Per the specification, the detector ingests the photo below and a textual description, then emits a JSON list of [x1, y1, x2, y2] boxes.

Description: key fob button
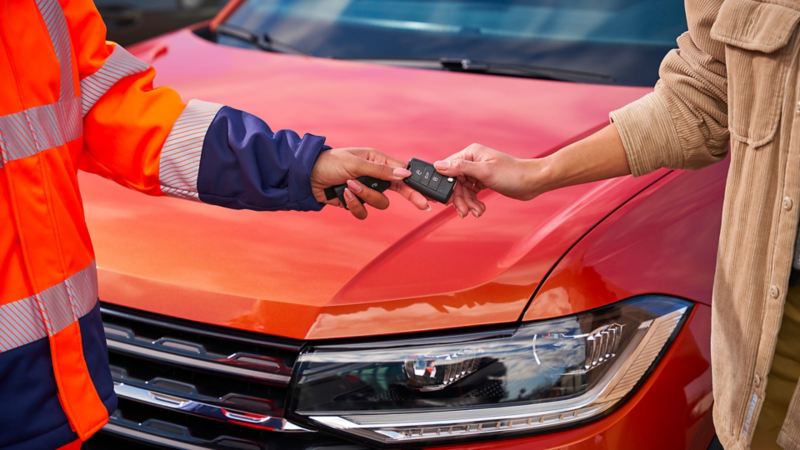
[[429, 173, 442, 190], [404, 158, 456, 204], [422, 168, 433, 185]]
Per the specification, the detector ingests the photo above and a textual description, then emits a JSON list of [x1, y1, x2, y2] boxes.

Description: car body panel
[[82, 29, 662, 340], [525, 159, 727, 321]]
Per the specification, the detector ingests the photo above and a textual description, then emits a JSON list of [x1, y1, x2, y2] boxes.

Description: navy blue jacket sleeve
[[196, 106, 328, 211]]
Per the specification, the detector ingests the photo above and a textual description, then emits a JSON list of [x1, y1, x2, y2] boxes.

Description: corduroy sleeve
[[610, 0, 729, 176]]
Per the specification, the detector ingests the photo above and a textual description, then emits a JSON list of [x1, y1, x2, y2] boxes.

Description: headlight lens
[[291, 296, 690, 444]]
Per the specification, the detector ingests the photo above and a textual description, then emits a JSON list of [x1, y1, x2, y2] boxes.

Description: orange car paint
[[80, 24, 723, 450], [82, 30, 662, 340]]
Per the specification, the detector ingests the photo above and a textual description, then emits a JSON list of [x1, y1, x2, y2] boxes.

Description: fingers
[[341, 148, 409, 172], [461, 177, 484, 193], [347, 179, 390, 210], [449, 179, 486, 218], [342, 187, 368, 220], [339, 148, 408, 174], [355, 158, 412, 182], [457, 176, 485, 216], [463, 189, 486, 217], [358, 149, 408, 170], [392, 182, 431, 211], [338, 178, 484, 219], [451, 183, 471, 218], [338, 178, 392, 220], [325, 147, 493, 219], [433, 158, 488, 180]]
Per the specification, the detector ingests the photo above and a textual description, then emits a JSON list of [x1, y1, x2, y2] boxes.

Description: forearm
[[532, 124, 631, 194], [528, 5, 731, 195], [197, 106, 328, 211]]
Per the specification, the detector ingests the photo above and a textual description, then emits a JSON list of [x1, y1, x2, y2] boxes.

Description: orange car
[[84, 1, 725, 449]]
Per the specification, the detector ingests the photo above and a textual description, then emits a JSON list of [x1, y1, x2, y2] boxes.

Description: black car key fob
[[404, 158, 456, 203], [324, 176, 391, 209]]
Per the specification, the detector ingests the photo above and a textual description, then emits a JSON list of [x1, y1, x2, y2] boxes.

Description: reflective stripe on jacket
[[0, 1, 328, 447]]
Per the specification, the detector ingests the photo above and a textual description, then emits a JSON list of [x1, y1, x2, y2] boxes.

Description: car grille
[[94, 303, 368, 450]]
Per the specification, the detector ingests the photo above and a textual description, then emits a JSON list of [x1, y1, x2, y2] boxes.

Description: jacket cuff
[[196, 106, 330, 212], [287, 138, 329, 212], [159, 99, 223, 200], [609, 92, 684, 177]]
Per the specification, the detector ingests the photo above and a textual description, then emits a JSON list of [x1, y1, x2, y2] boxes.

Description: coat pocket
[[710, 0, 800, 148]]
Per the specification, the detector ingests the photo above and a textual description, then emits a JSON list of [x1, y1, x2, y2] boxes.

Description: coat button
[[770, 285, 781, 299], [784, 197, 794, 211]]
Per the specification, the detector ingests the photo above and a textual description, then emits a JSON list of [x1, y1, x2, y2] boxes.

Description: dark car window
[[98, 0, 226, 45], [220, 0, 687, 86]]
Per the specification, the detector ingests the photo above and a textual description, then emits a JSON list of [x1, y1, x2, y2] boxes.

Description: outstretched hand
[[434, 143, 542, 218], [311, 148, 431, 220]]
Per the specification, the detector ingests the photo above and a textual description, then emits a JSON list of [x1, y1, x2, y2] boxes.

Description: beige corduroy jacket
[[609, 0, 800, 448]]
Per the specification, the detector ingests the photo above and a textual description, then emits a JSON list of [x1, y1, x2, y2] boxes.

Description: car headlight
[[290, 296, 690, 445]]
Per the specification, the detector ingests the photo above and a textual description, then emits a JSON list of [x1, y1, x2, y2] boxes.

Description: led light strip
[[308, 307, 687, 443]]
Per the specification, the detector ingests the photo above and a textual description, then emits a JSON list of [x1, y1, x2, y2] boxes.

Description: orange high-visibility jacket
[[1, 1, 328, 447]]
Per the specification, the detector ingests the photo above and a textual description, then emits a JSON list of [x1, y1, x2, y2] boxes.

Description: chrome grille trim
[[111, 373, 310, 432], [105, 337, 291, 384], [100, 306, 302, 353], [98, 304, 355, 449]]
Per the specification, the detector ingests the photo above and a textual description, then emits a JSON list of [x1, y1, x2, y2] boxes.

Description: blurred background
[[97, 0, 227, 45]]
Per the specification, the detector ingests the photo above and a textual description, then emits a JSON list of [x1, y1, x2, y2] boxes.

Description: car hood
[[81, 30, 657, 340]]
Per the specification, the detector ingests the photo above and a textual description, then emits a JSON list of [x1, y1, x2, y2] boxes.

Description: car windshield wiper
[[343, 57, 613, 83], [438, 58, 613, 83], [215, 24, 307, 56]]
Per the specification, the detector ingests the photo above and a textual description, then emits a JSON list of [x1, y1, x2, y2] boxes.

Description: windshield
[[220, 0, 687, 86]]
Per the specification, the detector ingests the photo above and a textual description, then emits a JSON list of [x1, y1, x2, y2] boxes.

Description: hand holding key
[[434, 143, 545, 218], [323, 158, 457, 217], [311, 148, 431, 220]]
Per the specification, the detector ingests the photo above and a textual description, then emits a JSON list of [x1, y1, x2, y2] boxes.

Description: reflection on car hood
[[82, 30, 657, 340]]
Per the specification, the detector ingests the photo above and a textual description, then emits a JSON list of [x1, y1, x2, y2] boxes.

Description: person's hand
[[434, 143, 542, 218], [311, 148, 431, 220]]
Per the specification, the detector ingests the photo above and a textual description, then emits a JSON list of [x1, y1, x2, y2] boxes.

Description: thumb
[[434, 158, 487, 179], [353, 158, 411, 181]]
